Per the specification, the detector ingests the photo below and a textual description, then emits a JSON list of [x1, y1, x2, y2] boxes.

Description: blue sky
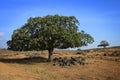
[[0, 0, 120, 49]]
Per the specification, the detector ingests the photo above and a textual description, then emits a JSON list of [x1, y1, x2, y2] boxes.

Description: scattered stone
[[52, 56, 86, 67]]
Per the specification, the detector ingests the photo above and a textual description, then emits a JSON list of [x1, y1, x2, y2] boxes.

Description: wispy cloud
[[0, 32, 4, 36]]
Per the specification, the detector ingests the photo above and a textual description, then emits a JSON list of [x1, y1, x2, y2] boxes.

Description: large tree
[[7, 15, 94, 61]]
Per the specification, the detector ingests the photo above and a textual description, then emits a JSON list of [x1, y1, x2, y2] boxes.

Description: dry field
[[0, 47, 120, 80]]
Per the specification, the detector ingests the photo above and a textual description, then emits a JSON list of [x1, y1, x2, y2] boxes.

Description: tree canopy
[[7, 15, 94, 61]]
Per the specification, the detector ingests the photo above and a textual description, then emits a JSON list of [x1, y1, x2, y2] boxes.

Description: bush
[[77, 48, 81, 51], [77, 49, 84, 54], [76, 51, 83, 54]]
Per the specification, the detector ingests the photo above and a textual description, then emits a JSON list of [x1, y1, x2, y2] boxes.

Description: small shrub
[[77, 48, 81, 51], [76, 50, 83, 55], [76, 51, 82, 54]]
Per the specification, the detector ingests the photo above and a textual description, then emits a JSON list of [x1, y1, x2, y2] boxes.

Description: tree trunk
[[48, 48, 54, 62], [103, 46, 106, 49]]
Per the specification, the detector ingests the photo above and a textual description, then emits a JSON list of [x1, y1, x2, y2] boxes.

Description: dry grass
[[0, 47, 120, 80]]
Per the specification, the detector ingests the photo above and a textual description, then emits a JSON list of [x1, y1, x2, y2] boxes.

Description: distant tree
[[7, 14, 94, 61], [98, 40, 109, 48]]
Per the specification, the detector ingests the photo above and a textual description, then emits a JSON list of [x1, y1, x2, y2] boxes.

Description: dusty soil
[[0, 47, 120, 80]]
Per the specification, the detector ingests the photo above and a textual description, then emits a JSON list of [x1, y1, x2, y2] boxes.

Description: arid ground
[[0, 47, 120, 80]]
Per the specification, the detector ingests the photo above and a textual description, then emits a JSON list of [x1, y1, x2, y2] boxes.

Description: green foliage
[[7, 14, 94, 60], [98, 40, 109, 48]]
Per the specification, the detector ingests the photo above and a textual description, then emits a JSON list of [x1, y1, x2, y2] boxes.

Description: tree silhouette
[[98, 40, 109, 48]]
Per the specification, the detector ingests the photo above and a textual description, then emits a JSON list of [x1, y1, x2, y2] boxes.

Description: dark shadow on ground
[[0, 56, 48, 64]]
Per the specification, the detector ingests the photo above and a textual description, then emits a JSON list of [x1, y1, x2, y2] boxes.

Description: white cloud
[[0, 32, 4, 36]]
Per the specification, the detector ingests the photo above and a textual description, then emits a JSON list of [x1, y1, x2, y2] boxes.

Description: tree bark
[[48, 48, 54, 62]]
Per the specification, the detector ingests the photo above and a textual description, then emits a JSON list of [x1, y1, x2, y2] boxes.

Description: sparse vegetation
[[0, 47, 120, 80]]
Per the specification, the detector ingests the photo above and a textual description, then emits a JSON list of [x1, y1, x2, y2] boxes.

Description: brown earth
[[0, 47, 120, 80]]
